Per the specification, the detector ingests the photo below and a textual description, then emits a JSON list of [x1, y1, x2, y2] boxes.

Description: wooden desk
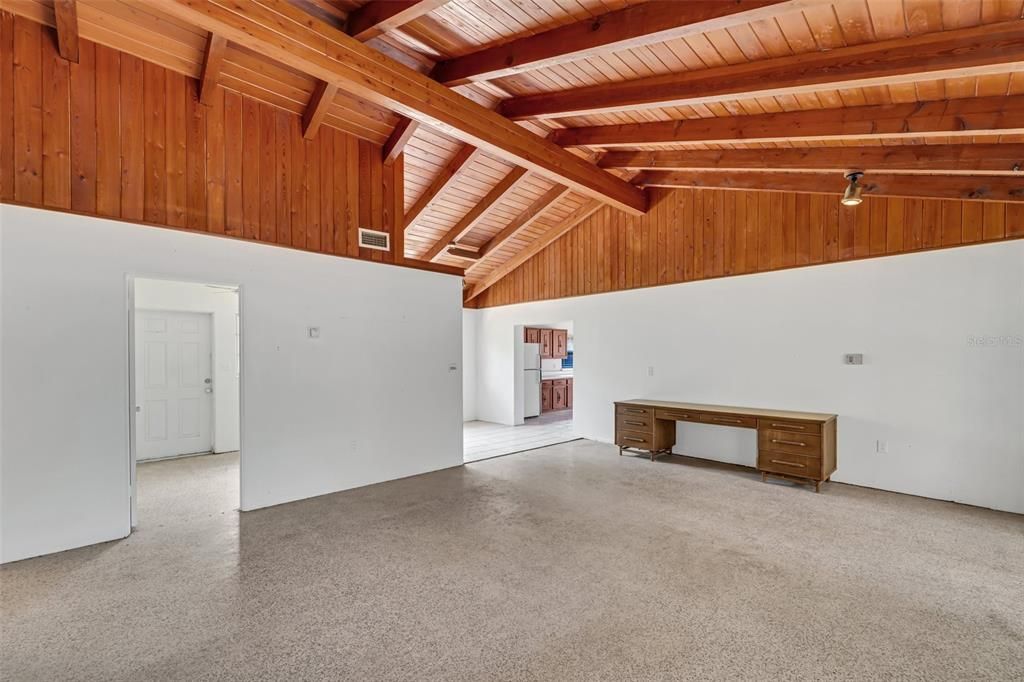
[[615, 399, 837, 492]]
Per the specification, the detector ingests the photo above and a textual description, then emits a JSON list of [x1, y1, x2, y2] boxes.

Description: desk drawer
[[616, 404, 652, 418], [757, 418, 821, 435], [758, 452, 822, 479], [655, 408, 701, 423], [700, 413, 757, 429], [616, 414, 654, 433], [759, 430, 822, 457], [616, 430, 655, 449]]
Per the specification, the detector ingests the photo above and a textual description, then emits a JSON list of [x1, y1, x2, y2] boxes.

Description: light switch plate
[[844, 353, 863, 365], [308, 327, 320, 338]]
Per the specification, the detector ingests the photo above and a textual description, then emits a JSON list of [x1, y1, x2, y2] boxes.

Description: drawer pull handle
[[714, 417, 742, 423], [771, 439, 806, 447], [626, 408, 645, 414], [624, 436, 644, 443], [772, 422, 805, 430], [624, 420, 644, 426], [770, 459, 805, 468]]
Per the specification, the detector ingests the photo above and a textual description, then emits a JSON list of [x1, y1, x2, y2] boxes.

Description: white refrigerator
[[523, 342, 541, 418]]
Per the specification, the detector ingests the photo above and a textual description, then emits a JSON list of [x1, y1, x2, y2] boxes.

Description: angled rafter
[[405, 145, 481, 229], [500, 21, 1024, 120], [346, 0, 449, 42], [635, 171, 1024, 203], [432, 0, 809, 87], [600, 145, 1024, 175], [301, 80, 338, 139], [464, 199, 603, 301], [465, 185, 574, 274], [349, 1, 434, 162], [153, 0, 647, 215], [383, 118, 420, 165], [422, 167, 529, 262], [551, 96, 1024, 148], [53, 0, 79, 62], [198, 33, 228, 105]]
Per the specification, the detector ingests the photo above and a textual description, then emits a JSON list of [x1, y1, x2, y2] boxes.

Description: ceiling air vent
[[358, 228, 390, 252]]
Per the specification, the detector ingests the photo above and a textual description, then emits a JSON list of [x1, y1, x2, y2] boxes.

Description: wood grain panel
[[0, 17, 456, 277], [470, 188, 1024, 306]]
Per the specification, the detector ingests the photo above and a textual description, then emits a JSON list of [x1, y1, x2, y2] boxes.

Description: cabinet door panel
[[525, 327, 540, 344], [554, 329, 567, 358], [553, 385, 566, 410], [541, 381, 552, 412], [540, 329, 553, 358]]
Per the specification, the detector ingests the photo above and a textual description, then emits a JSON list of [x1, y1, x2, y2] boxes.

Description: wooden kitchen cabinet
[[524, 327, 568, 359], [567, 378, 573, 409], [553, 329, 567, 358], [539, 329, 553, 358], [552, 382, 567, 410], [541, 380, 552, 412]]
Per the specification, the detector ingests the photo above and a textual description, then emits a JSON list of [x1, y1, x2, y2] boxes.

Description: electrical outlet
[[876, 440, 888, 454], [308, 327, 320, 339]]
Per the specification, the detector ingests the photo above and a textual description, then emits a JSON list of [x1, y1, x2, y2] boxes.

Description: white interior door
[[136, 310, 213, 460]]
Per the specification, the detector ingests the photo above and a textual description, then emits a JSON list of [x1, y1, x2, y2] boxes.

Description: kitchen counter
[[542, 370, 574, 380]]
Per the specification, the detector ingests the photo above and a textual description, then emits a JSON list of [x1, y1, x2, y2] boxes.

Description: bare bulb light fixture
[[841, 171, 864, 206]]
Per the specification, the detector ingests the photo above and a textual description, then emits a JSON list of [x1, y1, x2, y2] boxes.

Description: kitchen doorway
[[463, 321, 577, 463], [128, 277, 241, 529]]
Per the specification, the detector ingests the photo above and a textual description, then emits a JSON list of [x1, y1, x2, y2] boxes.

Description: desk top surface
[[617, 398, 837, 423]]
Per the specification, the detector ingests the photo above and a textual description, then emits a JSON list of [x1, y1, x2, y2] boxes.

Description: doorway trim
[[126, 274, 245, 529]]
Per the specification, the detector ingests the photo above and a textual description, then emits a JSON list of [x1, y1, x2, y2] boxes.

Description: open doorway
[[463, 321, 577, 463], [128, 277, 241, 529]]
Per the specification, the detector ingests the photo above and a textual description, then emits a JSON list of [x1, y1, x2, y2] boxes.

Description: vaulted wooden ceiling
[[8, 0, 1024, 298]]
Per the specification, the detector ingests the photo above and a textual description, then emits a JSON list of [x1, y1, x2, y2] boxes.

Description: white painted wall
[[462, 309, 478, 422], [469, 241, 1024, 514], [134, 278, 240, 454], [0, 204, 464, 563]]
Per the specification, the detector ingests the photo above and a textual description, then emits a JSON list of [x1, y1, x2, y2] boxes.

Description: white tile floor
[[463, 410, 578, 463]]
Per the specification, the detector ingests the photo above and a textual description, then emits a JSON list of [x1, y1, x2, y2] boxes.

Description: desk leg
[[761, 471, 767, 483]]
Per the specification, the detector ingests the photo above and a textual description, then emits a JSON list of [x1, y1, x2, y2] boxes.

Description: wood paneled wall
[[0, 13, 406, 266], [471, 187, 1024, 308]]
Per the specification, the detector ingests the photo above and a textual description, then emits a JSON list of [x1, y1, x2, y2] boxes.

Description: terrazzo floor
[[2, 442, 1023, 681]]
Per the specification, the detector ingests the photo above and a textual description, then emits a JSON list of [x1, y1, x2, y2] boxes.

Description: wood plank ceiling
[[5, 0, 1024, 297]]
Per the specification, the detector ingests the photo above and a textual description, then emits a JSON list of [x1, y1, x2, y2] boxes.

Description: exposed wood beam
[[346, 0, 450, 42], [422, 167, 529, 262], [198, 33, 228, 106], [464, 199, 603, 301], [446, 246, 481, 260], [382, 118, 420, 165], [635, 171, 1024, 203], [301, 80, 338, 139], [465, 185, 574, 274], [500, 22, 1024, 120], [153, 0, 648, 215], [52, 0, 79, 62], [600, 145, 1024, 176], [432, 0, 810, 87], [405, 145, 481, 229], [551, 96, 1024, 148]]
